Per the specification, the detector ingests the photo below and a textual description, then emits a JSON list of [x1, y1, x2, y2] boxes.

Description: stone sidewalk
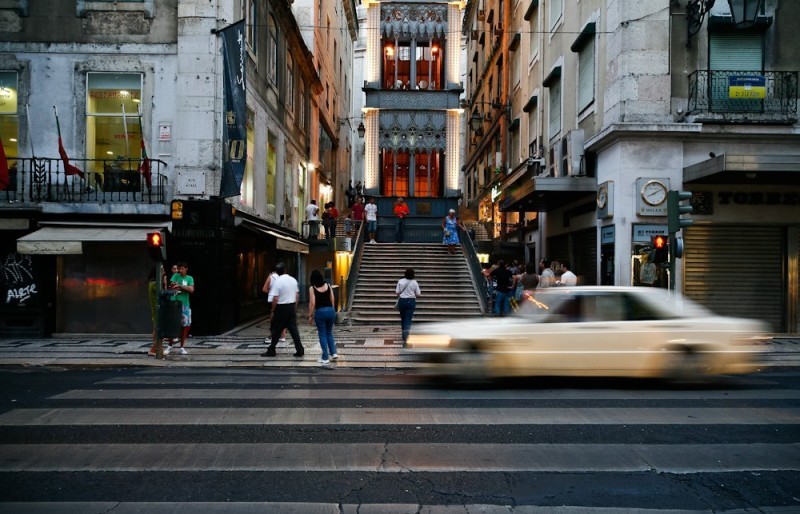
[[0, 304, 411, 369]]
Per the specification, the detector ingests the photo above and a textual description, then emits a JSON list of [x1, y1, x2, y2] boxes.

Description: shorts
[[367, 220, 377, 233], [180, 304, 192, 327]]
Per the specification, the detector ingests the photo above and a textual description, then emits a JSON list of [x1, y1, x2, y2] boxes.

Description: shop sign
[[491, 184, 502, 202], [176, 171, 206, 195], [718, 191, 799, 206], [728, 75, 766, 99], [632, 224, 667, 243], [601, 225, 615, 245]]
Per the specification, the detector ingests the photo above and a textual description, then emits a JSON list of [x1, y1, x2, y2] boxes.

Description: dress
[[442, 216, 460, 245]]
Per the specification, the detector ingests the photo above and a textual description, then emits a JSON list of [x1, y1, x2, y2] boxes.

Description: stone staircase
[[346, 242, 485, 324]]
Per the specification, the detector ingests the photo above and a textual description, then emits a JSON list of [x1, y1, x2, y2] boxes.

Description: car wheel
[[663, 347, 709, 383], [449, 347, 492, 385]]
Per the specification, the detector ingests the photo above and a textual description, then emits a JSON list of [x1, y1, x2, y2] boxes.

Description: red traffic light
[[146, 231, 167, 261], [652, 235, 667, 249], [147, 232, 163, 247]]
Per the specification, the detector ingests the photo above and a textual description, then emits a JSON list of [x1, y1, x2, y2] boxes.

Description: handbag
[[444, 229, 452, 237]]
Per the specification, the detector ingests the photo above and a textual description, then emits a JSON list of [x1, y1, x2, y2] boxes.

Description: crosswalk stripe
[[1, 443, 798, 473], [49, 388, 800, 401], [1, 407, 798, 425]]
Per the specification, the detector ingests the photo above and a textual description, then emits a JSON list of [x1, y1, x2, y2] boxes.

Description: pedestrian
[[261, 262, 304, 358], [308, 269, 338, 365], [147, 264, 166, 357], [346, 180, 356, 207], [559, 260, 578, 286], [396, 267, 421, 345], [306, 199, 320, 239], [355, 181, 363, 196], [441, 208, 465, 254], [538, 258, 555, 288], [490, 259, 515, 316], [324, 202, 339, 239], [365, 196, 378, 243], [518, 261, 540, 306], [261, 266, 286, 344], [344, 209, 353, 236], [165, 261, 194, 355], [393, 196, 410, 243], [351, 196, 365, 235]]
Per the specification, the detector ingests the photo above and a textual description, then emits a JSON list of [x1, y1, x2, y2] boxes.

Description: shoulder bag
[[394, 281, 411, 309]]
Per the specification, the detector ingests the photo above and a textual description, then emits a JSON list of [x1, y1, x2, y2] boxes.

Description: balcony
[[687, 70, 798, 124], [0, 157, 169, 206]]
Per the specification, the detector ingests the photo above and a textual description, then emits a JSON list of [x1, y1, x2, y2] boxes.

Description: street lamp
[[357, 122, 365, 139], [728, 0, 764, 28], [469, 112, 483, 132]]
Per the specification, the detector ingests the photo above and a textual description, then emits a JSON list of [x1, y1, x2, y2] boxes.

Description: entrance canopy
[[17, 222, 171, 255], [684, 154, 800, 185]]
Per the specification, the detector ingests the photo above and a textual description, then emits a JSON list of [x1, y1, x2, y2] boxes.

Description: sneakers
[[147, 349, 156, 357], [293, 352, 304, 358], [178, 347, 188, 355], [261, 350, 277, 357], [330, 354, 339, 361], [369, 239, 376, 244], [317, 357, 330, 364], [279, 337, 286, 343], [163, 345, 172, 355]]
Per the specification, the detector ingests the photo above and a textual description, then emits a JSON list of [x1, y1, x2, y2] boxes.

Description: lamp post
[[357, 122, 365, 139], [728, 0, 764, 28]]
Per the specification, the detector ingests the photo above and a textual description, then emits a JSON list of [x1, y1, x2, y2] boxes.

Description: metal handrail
[[342, 221, 366, 315], [461, 229, 488, 313]]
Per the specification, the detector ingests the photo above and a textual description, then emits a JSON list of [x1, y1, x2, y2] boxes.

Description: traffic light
[[146, 231, 167, 261], [651, 235, 668, 264], [667, 190, 694, 234]]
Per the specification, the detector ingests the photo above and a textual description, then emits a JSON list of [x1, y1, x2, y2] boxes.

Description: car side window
[[590, 294, 625, 322], [547, 295, 581, 322], [622, 294, 663, 321]]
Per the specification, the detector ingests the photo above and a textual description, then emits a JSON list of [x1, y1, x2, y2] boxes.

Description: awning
[[684, 153, 800, 185], [500, 176, 597, 212], [17, 222, 171, 255], [240, 219, 309, 254]]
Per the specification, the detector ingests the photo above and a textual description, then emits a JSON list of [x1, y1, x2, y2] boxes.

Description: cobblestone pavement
[[0, 304, 798, 369]]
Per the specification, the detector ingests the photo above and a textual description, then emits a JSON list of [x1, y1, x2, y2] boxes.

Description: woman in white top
[[396, 268, 422, 346]]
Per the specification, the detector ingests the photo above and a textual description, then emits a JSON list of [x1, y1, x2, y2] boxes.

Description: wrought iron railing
[[463, 221, 527, 242], [688, 70, 798, 119], [0, 156, 169, 204], [460, 226, 488, 313], [342, 221, 366, 314]]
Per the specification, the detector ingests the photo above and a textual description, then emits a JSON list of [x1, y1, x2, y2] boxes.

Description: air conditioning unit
[[562, 129, 585, 176]]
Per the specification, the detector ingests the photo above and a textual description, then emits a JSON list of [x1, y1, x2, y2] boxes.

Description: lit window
[[86, 72, 142, 175], [0, 71, 19, 162]]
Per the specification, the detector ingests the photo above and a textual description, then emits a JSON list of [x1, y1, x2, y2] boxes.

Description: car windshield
[[515, 288, 714, 323]]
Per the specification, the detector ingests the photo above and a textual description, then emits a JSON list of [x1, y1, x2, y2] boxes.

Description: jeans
[[367, 220, 377, 235], [494, 290, 512, 316], [314, 306, 337, 359], [308, 220, 319, 239], [398, 297, 416, 343], [395, 217, 405, 243]]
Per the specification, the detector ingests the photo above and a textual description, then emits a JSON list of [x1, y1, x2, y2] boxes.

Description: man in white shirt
[[305, 200, 320, 240], [559, 261, 578, 286], [539, 258, 556, 288], [364, 196, 378, 243], [261, 262, 304, 358]]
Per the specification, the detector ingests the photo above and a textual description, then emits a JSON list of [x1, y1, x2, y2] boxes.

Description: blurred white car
[[406, 287, 770, 381]]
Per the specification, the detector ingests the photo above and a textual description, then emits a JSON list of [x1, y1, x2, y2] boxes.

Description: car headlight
[[406, 334, 452, 349]]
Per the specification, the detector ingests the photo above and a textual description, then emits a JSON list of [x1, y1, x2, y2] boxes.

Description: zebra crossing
[[0, 368, 799, 513]]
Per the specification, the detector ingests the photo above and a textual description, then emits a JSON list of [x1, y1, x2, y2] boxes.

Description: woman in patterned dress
[[442, 209, 465, 254]]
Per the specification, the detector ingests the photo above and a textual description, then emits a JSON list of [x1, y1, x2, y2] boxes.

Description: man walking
[[559, 260, 578, 286], [261, 262, 304, 358], [306, 199, 320, 240]]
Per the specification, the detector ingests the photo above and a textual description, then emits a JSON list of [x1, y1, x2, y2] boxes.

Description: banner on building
[[219, 20, 247, 198]]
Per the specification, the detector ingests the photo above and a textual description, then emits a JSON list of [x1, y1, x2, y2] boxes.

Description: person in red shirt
[[393, 197, 410, 243], [351, 196, 365, 235]]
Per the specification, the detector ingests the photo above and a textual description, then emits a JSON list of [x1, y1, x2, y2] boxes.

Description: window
[[512, 52, 520, 91], [85, 73, 143, 177], [549, 0, 562, 31], [709, 32, 764, 112], [77, 0, 154, 18], [577, 38, 595, 113], [286, 54, 295, 113], [266, 131, 278, 215], [242, 108, 255, 206], [268, 16, 278, 85], [547, 79, 561, 139], [299, 78, 305, 129], [0, 72, 19, 163], [529, 11, 539, 63], [246, 0, 257, 55]]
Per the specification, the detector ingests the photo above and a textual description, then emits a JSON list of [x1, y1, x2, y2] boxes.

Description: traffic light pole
[[155, 264, 165, 359], [667, 190, 694, 294], [668, 235, 677, 292]]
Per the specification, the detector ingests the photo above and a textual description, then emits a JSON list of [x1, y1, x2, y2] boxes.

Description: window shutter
[[548, 81, 561, 138], [709, 33, 763, 71], [577, 40, 594, 112]]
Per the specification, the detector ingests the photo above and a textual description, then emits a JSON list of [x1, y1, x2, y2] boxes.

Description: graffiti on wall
[[2, 252, 38, 305]]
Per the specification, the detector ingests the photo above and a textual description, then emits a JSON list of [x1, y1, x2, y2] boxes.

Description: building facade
[[464, 0, 799, 332], [0, 0, 334, 336]]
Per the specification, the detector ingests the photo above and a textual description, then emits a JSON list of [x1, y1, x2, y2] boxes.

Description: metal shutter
[[684, 225, 784, 332], [572, 227, 597, 285], [709, 33, 763, 71]]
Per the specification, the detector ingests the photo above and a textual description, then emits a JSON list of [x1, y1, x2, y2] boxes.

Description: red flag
[[139, 137, 152, 190], [58, 136, 85, 178], [0, 137, 8, 191]]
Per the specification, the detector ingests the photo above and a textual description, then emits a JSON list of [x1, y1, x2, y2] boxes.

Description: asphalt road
[[0, 367, 798, 513]]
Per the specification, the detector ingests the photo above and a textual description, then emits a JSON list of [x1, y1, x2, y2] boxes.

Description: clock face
[[641, 180, 667, 206], [596, 185, 608, 208]]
